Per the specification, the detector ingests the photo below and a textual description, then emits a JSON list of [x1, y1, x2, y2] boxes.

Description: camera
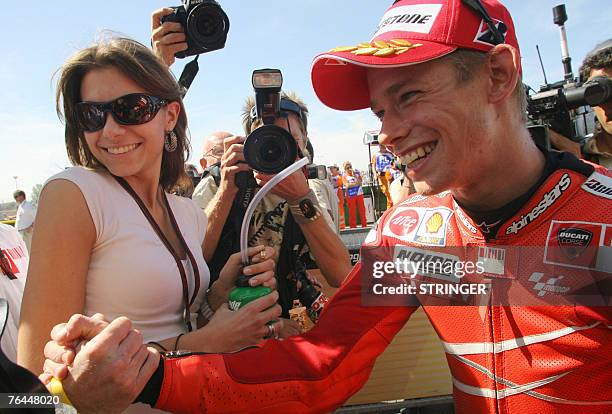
[[243, 69, 299, 174], [161, 0, 229, 59], [526, 4, 612, 143], [527, 76, 612, 140], [306, 165, 327, 180]]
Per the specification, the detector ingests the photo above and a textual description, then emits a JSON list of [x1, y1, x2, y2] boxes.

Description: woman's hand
[[211, 246, 277, 308], [278, 318, 301, 339], [195, 292, 283, 353]]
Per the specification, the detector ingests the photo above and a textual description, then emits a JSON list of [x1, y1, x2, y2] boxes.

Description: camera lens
[[195, 9, 219, 36], [187, 3, 229, 48], [244, 126, 298, 174]]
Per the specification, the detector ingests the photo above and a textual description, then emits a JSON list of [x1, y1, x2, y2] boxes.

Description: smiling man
[[43, 1, 611, 413]]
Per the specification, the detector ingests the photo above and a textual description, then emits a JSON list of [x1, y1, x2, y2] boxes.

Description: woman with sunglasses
[[18, 37, 282, 410]]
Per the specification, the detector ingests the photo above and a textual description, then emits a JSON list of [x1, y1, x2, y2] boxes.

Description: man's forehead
[[366, 59, 451, 107], [589, 67, 612, 79], [202, 132, 231, 152]]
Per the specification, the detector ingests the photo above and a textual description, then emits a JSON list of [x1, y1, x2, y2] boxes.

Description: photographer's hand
[[151, 8, 188, 67], [254, 168, 310, 201], [202, 135, 252, 261], [218, 135, 252, 195]]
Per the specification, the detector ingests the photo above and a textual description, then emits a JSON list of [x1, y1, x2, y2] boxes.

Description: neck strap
[[113, 176, 200, 332]]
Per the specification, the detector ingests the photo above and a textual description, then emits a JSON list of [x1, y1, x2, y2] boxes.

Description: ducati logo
[[557, 227, 592, 260]]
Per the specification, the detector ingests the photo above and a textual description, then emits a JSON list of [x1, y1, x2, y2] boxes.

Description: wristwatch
[[289, 190, 322, 224]]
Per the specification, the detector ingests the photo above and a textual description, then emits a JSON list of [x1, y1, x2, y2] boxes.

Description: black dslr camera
[[243, 69, 299, 174], [161, 0, 229, 59]]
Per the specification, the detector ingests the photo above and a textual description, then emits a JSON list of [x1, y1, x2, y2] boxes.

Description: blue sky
[[1, 0, 610, 202]]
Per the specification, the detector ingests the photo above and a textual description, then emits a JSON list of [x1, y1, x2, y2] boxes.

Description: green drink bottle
[[228, 273, 272, 311]]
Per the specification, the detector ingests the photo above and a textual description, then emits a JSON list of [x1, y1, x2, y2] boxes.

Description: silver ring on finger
[[264, 322, 274, 339]]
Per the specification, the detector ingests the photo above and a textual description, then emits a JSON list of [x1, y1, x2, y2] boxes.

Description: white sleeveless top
[[45, 167, 210, 342]]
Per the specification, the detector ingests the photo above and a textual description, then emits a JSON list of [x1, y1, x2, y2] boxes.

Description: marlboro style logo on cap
[[311, 0, 520, 111]]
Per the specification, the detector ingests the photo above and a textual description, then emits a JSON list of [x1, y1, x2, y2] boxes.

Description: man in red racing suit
[[41, 1, 611, 413], [148, 158, 611, 414]]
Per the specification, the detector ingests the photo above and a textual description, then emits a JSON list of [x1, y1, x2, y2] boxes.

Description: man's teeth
[[402, 142, 437, 166], [107, 144, 138, 155]]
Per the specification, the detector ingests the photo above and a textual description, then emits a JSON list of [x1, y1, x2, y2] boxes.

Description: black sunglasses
[[76, 93, 168, 133]]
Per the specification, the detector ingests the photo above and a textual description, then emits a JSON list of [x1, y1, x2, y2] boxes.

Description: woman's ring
[[264, 322, 274, 339]]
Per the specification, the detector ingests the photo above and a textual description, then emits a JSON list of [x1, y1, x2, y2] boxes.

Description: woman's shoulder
[[46, 166, 112, 187]]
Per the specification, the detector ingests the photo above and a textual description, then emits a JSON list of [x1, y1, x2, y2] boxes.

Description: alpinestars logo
[[455, 207, 477, 234], [505, 174, 571, 235], [558, 227, 592, 260], [528, 272, 570, 297]]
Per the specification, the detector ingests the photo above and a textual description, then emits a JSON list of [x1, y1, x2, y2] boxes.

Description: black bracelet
[[147, 341, 168, 352], [174, 333, 185, 351]]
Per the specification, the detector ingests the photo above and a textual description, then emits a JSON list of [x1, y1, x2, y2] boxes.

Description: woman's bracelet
[[200, 294, 215, 320], [173, 333, 185, 351]]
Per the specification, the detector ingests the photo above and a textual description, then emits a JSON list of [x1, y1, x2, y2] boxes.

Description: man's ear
[[486, 44, 520, 104], [199, 158, 207, 170]]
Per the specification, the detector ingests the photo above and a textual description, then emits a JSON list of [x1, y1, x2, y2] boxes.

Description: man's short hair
[[445, 49, 527, 121], [13, 190, 25, 199], [579, 39, 612, 81], [241, 91, 309, 135]]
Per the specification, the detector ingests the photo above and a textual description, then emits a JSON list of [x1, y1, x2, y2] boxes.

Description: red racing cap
[[311, 0, 520, 111]]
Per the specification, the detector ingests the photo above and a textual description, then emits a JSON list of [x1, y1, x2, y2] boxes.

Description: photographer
[[197, 93, 350, 322], [580, 39, 612, 169], [151, 10, 351, 325]]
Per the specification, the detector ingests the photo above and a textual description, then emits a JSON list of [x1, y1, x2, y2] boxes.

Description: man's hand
[[219, 135, 252, 195], [254, 168, 310, 201], [40, 314, 159, 414], [151, 8, 188, 67]]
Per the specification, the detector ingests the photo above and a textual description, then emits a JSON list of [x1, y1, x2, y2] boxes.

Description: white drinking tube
[[240, 157, 309, 265]]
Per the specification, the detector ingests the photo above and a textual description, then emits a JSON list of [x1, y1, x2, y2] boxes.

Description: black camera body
[[527, 76, 612, 140], [161, 0, 229, 59], [243, 69, 298, 174]]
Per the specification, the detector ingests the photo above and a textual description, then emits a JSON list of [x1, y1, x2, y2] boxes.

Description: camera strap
[[178, 55, 199, 97]]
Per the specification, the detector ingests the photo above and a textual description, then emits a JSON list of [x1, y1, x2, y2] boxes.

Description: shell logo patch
[[425, 212, 443, 233], [413, 207, 453, 246]]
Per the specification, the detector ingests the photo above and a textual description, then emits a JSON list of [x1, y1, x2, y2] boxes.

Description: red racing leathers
[[155, 164, 612, 414]]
